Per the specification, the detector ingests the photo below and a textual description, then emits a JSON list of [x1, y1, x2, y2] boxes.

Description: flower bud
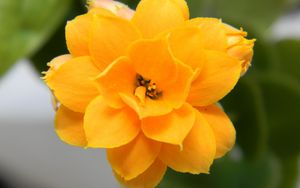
[[224, 24, 255, 75], [88, 0, 135, 20]]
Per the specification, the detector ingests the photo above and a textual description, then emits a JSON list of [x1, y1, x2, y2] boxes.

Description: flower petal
[[169, 27, 206, 70], [66, 14, 91, 56], [43, 54, 72, 79], [127, 38, 178, 87], [55, 105, 87, 147], [90, 13, 141, 71], [107, 133, 161, 180], [94, 57, 136, 109], [159, 111, 216, 174], [142, 103, 196, 146], [185, 18, 227, 51], [65, 8, 115, 57], [197, 105, 236, 158], [46, 56, 99, 112], [187, 50, 241, 106], [132, 0, 187, 38], [84, 96, 140, 148], [114, 159, 167, 188]]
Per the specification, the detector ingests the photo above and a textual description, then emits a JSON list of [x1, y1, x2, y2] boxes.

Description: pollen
[[136, 74, 162, 100]]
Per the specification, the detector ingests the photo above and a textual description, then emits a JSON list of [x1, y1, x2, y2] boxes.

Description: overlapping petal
[[114, 159, 167, 188], [46, 56, 100, 112], [55, 106, 87, 147], [142, 103, 196, 146], [159, 111, 216, 174], [107, 133, 161, 180], [132, 0, 188, 38], [84, 96, 140, 148], [197, 105, 236, 158], [187, 50, 241, 106], [89, 13, 141, 71]]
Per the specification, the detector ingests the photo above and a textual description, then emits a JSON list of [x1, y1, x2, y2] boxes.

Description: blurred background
[[0, 0, 300, 187]]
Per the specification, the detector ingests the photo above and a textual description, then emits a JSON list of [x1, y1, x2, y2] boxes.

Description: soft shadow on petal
[[159, 110, 216, 174], [197, 105, 236, 158], [55, 105, 87, 147], [132, 0, 187, 38], [84, 96, 140, 148], [114, 159, 167, 188], [107, 133, 161, 180], [46, 56, 100, 112], [94, 57, 136, 109], [187, 50, 241, 106], [142, 103, 196, 146]]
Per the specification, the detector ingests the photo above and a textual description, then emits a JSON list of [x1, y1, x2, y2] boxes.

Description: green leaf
[[257, 73, 300, 157], [0, 0, 71, 77], [278, 155, 299, 188], [275, 39, 300, 81], [221, 76, 268, 160], [159, 153, 280, 188]]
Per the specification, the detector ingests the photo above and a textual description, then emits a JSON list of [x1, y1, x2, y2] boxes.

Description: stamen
[[135, 74, 162, 100]]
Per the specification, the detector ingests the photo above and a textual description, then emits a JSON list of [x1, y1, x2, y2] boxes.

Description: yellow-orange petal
[[168, 27, 206, 71], [43, 54, 72, 79], [142, 103, 196, 146], [185, 18, 227, 51], [55, 105, 87, 147], [45, 56, 99, 112], [66, 14, 91, 57], [187, 50, 241, 106], [159, 111, 216, 174], [127, 38, 178, 88], [132, 0, 187, 38], [197, 105, 236, 158], [107, 133, 161, 180], [84, 96, 140, 148], [94, 57, 136, 109], [114, 159, 167, 188], [89, 13, 141, 71]]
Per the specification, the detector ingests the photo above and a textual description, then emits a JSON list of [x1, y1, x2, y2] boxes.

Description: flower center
[[136, 74, 162, 100]]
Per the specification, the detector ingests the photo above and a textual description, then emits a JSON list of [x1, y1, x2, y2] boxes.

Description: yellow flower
[[44, 0, 254, 187]]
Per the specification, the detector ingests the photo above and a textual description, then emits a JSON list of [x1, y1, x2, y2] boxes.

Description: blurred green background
[[0, 0, 300, 188]]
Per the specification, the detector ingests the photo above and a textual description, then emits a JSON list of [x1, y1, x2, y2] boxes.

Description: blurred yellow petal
[[188, 50, 241, 106], [132, 0, 187, 38], [46, 56, 99, 112], [142, 103, 196, 146], [66, 14, 91, 56], [90, 13, 141, 71], [159, 111, 216, 174], [94, 57, 136, 109], [114, 159, 167, 188], [43, 54, 72, 79], [55, 106, 86, 147], [197, 105, 236, 158], [185, 18, 227, 51], [107, 133, 161, 180], [84, 96, 140, 148]]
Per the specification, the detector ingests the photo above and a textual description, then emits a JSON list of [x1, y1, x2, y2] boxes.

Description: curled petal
[[46, 56, 99, 112], [55, 106, 87, 147], [132, 0, 187, 38], [107, 133, 161, 180], [142, 103, 196, 146], [114, 159, 167, 188], [197, 105, 236, 158], [84, 96, 140, 148], [159, 111, 216, 174]]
